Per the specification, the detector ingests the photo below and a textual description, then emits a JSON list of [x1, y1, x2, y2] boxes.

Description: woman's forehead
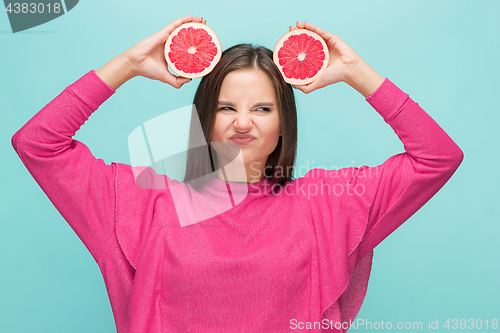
[[218, 69, 277, 103]]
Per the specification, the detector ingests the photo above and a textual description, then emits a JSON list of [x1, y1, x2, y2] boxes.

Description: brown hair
[[183, 44, 298, 194]]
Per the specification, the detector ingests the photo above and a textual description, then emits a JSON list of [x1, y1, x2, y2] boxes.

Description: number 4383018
[[5, 2, 62, 14], [444, 319, 498, 330]]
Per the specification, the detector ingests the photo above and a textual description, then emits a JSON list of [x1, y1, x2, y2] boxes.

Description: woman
[[12, 15, 463, 333]]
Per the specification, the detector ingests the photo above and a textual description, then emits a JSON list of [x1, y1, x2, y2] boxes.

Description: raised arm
[[11, 15, 206, 265], [293, 21, 463, 257], [355, 78, 463, 258], [11, 70, 118, 264]]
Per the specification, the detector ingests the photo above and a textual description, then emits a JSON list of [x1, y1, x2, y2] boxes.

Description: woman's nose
[[233, 113, 253, 130]]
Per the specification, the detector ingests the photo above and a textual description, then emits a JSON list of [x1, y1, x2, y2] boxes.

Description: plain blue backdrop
[[1, 0, 498, 332]]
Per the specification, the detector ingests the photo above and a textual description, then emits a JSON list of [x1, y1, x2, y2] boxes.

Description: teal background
[[1, 0, 498, 332]]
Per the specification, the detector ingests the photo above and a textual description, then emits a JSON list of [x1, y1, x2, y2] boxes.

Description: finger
[[292, 78, 327, 94], [158, 68, 191, 88], [292, 83, 316, 94], [168, 76, 192, 89], [298, 21, 342, 45], [289, 25, 298, 32], [166, 76, 192, 89], [175, 77, 193, 89], [291, 84, 309, 94], [151, 15, 203, 44]]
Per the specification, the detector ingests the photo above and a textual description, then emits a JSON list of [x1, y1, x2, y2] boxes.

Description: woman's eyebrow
[[218, 101, 275, 107], [253, 102, 275, 107], [217, 101, 235, 106]]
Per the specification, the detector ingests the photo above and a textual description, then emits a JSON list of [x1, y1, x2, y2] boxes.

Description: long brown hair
[[183, 44, 298, 194]]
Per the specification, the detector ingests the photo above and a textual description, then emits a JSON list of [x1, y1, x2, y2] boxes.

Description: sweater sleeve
[[351, 78, 464, 259], [11, 70, 117, 265]]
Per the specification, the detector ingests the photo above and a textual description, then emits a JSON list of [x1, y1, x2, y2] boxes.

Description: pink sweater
[[12, 70, 463, 332]]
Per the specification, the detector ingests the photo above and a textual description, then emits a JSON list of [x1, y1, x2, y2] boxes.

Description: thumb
[[157, 70, 191, 88], [175, 76, 192, 88], [292, 77, 327, 94]]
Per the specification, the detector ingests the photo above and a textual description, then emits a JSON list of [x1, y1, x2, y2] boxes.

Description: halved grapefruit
[[164, 22, 222, 78], [273, 29, 329, 85]]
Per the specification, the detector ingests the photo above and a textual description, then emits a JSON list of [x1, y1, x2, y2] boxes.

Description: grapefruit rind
[[273, 29, 329, 85], [164, 22, 222, 79]]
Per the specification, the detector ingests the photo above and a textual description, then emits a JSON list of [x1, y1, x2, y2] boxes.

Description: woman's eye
[[217, 107, 271, 113], [218, 107, 235, 111]]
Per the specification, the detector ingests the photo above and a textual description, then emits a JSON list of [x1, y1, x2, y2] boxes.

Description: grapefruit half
[[273, 29, 329, 85], [164, 22, 222, 78]]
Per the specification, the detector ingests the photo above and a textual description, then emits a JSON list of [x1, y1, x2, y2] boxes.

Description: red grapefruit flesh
[[164, 22, 222, 78], [273, 29, 329, 85]]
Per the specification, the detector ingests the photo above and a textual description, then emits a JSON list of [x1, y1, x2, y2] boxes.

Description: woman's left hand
[[289, 22, 365, 94]]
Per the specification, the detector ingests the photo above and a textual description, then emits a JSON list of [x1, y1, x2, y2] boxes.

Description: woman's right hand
[[124, 15, 205, 88], [96, 15, 205, 90]]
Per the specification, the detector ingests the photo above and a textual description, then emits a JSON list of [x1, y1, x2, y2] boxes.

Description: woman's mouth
[[229, 134, 257, 145], [229, 137, 256, 145]]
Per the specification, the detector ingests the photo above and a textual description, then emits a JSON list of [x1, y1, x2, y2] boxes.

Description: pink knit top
[[11, 70, 463, 332]]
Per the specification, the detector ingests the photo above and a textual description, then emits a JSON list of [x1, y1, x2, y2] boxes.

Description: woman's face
[[210, 68, 281, 171]]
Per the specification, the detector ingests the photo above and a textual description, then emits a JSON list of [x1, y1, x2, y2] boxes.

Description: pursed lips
[[230, 134, 257, 139]]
